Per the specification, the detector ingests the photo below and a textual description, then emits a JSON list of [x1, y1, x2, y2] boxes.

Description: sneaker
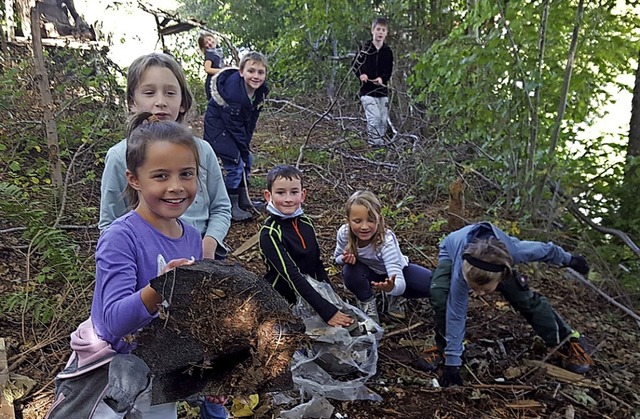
[[356, 297, 380, 324], [559, 335, 593, 374], [386, 295, 406, 320], [415, 346, 444, 372]]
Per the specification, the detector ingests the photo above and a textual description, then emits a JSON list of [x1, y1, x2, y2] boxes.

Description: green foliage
[[0, 46, 124, 324], [1, 291, 57, 326], [381, 196, 424, 230], [409, 0, 640, 217]]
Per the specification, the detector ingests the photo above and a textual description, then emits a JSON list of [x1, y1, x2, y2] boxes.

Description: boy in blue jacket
[[418, 222, 593, 386], [204, 51, 269, 221]]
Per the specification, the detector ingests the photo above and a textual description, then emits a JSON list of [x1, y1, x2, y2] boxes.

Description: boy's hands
[[359, 74, 369, 82], [371, 274, 396, 293], [371, 77, 384, 86], [328, 311, 355, 327], [342, 252, 357, 265]]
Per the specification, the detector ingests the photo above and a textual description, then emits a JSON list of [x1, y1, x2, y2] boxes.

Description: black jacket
[[203, 68, 269, 163], [352, 40, 393, 97], [259, 214, 339, 323]]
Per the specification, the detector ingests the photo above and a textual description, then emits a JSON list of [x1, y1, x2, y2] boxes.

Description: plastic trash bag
[[279, 395, 335, 419], [290, 276, 383, 402]]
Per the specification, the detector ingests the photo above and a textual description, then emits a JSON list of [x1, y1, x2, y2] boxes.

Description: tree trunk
[[619, 50, 640, 223], [30, 4, 64, 193], [627, 50, 640, 161], [533, 0, 584, 209]]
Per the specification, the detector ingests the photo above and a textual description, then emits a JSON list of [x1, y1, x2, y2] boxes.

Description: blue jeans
[[221, 153, 252, 190]]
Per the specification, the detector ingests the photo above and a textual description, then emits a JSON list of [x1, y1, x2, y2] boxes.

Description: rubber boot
[[237, 186, 254, 211], [229, 194, 252, 221]]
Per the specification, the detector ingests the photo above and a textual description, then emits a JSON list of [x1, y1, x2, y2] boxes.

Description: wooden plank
[[523, 360, 600, 388], [232, 231, 260, 256]]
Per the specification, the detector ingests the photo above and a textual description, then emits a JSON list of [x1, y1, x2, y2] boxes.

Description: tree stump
[[133, 260, 306, 405], [447, 178, 466, 231]]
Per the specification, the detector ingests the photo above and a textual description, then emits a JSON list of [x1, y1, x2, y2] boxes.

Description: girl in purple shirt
[[46, 112, 203, 418]]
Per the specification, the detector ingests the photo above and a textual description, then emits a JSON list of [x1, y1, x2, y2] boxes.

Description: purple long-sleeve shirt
[[90, 211, 202, 353]]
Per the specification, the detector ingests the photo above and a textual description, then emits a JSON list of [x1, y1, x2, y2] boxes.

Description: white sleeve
[[333, 224, 348, 265], [380, 230, 408, 296]]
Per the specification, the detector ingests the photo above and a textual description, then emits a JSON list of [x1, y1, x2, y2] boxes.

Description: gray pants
[[360, 95, 389, 146]]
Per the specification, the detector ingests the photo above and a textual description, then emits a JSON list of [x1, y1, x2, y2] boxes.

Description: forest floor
[[1, 105, 639, 418]]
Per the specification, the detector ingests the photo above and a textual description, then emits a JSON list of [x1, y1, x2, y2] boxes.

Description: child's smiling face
[[239, 60, 267, 94], [348, 204, 379, 246], [203, 35, 216, 50], [264, 176, 306, 215], [127, 140, 198, 231]]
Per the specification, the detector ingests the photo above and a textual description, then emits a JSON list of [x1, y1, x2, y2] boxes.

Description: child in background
[[334, 190, 432, 324], [197, 31, 225, 102], [259, 165, 354, 328], [421, 221, 593, 387], [352, 17, 393, 147], [203, 51, 269, 221], [99, 52, 231, 260], [47, 113, 204, 418]]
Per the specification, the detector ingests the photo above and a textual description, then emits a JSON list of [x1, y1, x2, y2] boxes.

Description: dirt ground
[[2, 109, 640, 418]]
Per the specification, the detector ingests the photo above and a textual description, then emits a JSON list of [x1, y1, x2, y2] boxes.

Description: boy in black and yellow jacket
[[259, 165, 354, 328]]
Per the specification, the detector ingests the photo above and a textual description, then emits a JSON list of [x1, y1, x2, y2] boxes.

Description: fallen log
[[133, 260, 306, 405]]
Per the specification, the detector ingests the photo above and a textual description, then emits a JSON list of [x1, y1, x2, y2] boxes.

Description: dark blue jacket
[[203, 68, 269, 163]]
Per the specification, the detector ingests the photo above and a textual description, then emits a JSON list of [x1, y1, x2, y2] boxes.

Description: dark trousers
[[342, 261, 432, 301], [429, 259, 573, 351]]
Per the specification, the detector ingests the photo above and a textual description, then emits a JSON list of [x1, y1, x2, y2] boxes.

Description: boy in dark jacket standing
[[353, 17, 393, 147], [259, 165, 354, 328], [204, 51, 269, 221]]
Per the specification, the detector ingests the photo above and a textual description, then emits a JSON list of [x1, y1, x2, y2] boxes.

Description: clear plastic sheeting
[[290, 276, 383, 402], [279, 395, 335, 419]]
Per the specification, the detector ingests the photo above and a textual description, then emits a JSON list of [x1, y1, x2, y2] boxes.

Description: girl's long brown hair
[[344, 190, 386, 256]]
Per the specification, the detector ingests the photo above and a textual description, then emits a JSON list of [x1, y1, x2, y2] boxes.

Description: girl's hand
[[327, 311, 355, 327], [342, 252, 357, 265], [161, 257, 195, 274], [206, 395, 229, 405], [359, 74, 369, 82], [202, 236, 218, 260], [371, 274, 396, 293]]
